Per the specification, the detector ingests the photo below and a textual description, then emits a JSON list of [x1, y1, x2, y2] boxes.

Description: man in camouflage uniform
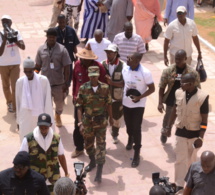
[[76, 66, 113, 183], [102, 43, 125, 144], [158, 50, 200, 144], [20, 113, 69, 194]]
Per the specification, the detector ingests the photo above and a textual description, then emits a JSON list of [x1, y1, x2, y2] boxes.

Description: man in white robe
[[103, 0, 133, 42], [16, 57, 54, 142]]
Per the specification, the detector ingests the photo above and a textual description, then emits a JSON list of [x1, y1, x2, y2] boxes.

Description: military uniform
[[76, 80, 112, 164]]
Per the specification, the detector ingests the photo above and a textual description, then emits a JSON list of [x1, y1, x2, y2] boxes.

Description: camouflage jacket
[[76, 81, 112, 116], [159, 64, 200, 103], [102, 59, 124, 101], [26, 132, 60, 185]]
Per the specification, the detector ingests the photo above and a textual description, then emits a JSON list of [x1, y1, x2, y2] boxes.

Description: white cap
[[23, 57, 35, 68], [1, 15, 12, 20], [104, 43, 119, 52], [176, 6, 187, 13]]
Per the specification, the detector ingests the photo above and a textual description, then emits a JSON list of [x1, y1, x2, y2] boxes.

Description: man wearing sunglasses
[[163, 6, 202, 66], [163, 73, 209, 193], [0, 151, 50, 194]]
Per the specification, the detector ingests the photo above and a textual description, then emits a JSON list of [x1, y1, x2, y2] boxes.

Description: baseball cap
[[1, 15, 12, 20], [176, 6, 187, 13], [13, 151, 30, 166], [104, 43, 119, 53], [37, 113, 52, 126], [88, 66, 100, 77]]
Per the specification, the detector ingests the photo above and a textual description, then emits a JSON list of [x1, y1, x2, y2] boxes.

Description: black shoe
[[160, 134, 167, 144], [126, 137, 133, 150], [94, 164, 103, 183], [85, 156, 96, 172], [131, 149, 140, 168], [85, 163, 96, 172], [131, 157, 140, 167]]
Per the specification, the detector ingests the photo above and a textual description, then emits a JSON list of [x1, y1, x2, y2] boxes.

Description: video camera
[[152, 172, 176, 195], [3, 23, 18, 43], [74, 162, 87, 195]]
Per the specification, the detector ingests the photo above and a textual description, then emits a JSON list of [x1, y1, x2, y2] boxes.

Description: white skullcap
[[1, 15, 12, 20], [54, 177, 76, 195], [23, 57, 35, 68]]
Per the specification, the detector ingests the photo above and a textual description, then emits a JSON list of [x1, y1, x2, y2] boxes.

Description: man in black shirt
[[158, 50, 200, 144], [0, 151, 49, 195], [55, 14, 80, 88]]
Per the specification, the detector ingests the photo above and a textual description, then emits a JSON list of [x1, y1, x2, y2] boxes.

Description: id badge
[[114, 72, 121, 80], [50, 62, 54, 69], [10, 49, 15, 57]]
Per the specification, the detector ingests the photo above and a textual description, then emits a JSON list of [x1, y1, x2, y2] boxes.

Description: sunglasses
[[14, 165, 26, 170], [177, 12, 185, 15]]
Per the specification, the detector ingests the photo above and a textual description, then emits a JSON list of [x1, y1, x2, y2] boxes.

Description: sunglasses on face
[[177, 12, 185, 15], [14, 165, 26, 170]]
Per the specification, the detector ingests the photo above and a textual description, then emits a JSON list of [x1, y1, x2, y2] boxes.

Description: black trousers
[[123, 106, 145, 150], [73, 106, 84, 151]]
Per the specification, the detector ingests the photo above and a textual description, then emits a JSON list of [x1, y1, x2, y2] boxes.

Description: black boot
[[126, 136, 133, 150], [85, 155, 96, 172], [131, 149, 140, 168], [94, 164, 103, 183]]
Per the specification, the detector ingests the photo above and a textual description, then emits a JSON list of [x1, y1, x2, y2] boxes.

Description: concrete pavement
[[0, 1, 215, 194]]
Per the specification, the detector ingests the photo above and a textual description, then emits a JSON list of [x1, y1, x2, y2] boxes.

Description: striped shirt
[[113, 32, 146, 62], [81, 0, 109, 38]]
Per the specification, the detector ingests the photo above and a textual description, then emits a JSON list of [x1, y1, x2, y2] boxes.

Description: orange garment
[[134, 0, 162, 43]]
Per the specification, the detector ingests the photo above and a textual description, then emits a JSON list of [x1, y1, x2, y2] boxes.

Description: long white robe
[[16, 74, 54, 142], [104, 0, 133, 42]]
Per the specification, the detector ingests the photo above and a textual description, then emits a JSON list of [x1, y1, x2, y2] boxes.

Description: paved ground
[[0, 1, 215, 194]]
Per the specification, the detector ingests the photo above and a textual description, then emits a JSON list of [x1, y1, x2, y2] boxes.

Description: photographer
[[0, 15, 25, 113], [54, 177, 76, 195]]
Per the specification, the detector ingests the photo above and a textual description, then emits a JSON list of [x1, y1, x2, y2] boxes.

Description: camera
[[74, 162, 87, 195], [152, 172, 176, 195], [3, 23, 18, 43]]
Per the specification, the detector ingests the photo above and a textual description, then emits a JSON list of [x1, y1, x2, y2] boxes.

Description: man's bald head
[[175, 49, 187, 59], [124, 22, 133, 39], [149, 185, 166, 195], [94, 29, 103, 43], [181, 73, 196, 83], [201, 151, 215, 174]]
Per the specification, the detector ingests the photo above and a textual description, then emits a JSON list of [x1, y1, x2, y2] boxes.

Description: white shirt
[[122, 64, 153, 108], [86, 38, 111, 63], [113, 32, 146, 62], [65, 0, 81, 6], [0, 30, 23, 66], [164, 18, 198, 57]]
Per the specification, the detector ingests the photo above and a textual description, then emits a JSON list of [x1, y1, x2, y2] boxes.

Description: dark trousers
[[73, 106, 84, 151], [123, 106, 145, 150]]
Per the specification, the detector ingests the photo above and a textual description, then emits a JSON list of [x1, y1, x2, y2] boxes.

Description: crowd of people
[[0, 0, 214, 194]]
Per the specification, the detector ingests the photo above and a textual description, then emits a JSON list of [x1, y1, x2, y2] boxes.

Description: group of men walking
[[0, 0, 213, 194]]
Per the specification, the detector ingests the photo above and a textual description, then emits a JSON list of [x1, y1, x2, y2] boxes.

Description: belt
[[84, 114, 106, 121]]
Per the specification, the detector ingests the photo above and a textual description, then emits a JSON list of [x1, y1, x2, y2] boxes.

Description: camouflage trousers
[[82, 116, 107, 165]]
